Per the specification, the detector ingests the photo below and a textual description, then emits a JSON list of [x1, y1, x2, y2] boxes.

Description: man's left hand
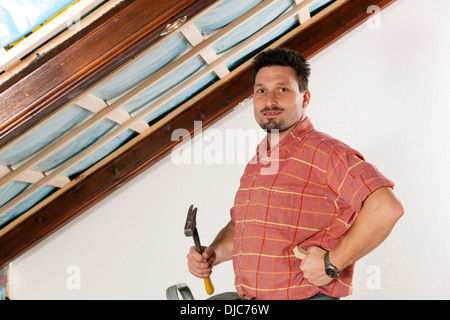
[[299, 246, 334, 287]]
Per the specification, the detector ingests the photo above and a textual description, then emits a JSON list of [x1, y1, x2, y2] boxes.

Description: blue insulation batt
[[0, 0, 76, 47], [0, 0, 334, 227]]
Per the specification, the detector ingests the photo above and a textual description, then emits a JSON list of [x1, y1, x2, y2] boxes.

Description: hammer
[[184, 204, 214, 295]]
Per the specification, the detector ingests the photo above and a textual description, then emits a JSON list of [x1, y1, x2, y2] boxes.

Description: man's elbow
[[382, 188, 404, 223], [389, 199, 404, 222], [367, 187, 404, 224]]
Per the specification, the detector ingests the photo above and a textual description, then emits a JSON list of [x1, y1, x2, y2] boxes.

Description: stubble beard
[[258, 115, 303, 138], [257, 105, 304, 135], [258, 106, 287, 133], [259, 118, 285, 133]]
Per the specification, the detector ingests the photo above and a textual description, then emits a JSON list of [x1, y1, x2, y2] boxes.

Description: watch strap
[[324, 251, 341, 278]]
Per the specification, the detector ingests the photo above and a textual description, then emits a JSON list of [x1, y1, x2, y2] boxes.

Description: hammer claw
[[184, 205, 197, 237]]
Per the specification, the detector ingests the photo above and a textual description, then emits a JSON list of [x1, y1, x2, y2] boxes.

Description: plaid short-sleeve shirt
[[230, 117, 394, 299]]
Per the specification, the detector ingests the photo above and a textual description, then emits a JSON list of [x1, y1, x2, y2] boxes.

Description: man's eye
[[279, 88, 288, 93], [257, 89, 265, 94]]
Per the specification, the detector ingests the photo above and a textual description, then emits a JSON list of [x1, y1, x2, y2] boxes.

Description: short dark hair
[[250, 48, 311, 92]]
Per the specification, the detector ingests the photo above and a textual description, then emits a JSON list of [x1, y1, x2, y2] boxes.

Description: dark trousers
[[306, 292, 340, 300], [208, 292, 339, 300]]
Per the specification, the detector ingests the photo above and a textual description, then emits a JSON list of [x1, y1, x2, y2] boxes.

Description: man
[[187, 48, 403, 300]]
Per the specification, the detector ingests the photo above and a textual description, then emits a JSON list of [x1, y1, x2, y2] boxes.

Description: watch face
[[326, 267, 338, 278]]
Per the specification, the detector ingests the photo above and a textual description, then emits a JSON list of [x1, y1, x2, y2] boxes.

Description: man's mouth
[[262, 108, 283, 117]]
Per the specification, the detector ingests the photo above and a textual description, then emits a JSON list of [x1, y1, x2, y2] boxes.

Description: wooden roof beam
[[0, 0, 216, 148], [0, 0, 397, 268]]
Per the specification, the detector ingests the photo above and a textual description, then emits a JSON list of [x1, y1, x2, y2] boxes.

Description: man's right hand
[[186, 220, 235, 278], [186, 246, 216, 278]]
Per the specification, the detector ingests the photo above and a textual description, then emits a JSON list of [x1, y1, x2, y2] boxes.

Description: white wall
[[10, 0, 450, 300]]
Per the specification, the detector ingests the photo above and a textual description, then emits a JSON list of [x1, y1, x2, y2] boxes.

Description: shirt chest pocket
[[251, 189, 302, 233]]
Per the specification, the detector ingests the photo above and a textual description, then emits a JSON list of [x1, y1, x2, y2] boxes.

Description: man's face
[[253, 66, 310, 135]]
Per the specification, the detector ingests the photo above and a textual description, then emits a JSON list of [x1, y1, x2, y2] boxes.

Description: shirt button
[[236, 272, 241, 277], [246, 199, 250, 204], [242, 224, 245, 229], [253, 175, 258, 180]]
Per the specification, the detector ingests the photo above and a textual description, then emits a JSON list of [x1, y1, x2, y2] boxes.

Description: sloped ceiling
[[0, 0, 396, 268]]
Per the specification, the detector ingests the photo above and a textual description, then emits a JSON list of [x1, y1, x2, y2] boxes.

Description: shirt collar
[[256, 117, 315, 160]]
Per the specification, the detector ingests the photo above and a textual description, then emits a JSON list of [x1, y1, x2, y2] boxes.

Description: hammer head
[[184, 204, 197, 237]]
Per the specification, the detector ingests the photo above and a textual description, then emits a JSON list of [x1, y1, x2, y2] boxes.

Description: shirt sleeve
[[325, 146, 395, 213]]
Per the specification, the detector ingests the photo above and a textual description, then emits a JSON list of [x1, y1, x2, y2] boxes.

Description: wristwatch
[[324, 251, 341, 278]]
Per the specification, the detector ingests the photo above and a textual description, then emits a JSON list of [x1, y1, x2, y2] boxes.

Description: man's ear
[[302, 90, 311, 109]]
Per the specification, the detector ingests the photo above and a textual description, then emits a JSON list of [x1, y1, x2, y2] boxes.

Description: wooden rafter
[[0, 0, 397, 268], [0, 0, 217, 147], [0, 0, 317, 217]]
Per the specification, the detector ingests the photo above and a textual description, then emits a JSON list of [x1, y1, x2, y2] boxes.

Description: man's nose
[[265, 91, 278, 107]]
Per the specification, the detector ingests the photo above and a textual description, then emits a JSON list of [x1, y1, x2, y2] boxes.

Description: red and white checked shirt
[[230, 117, 394, 299]]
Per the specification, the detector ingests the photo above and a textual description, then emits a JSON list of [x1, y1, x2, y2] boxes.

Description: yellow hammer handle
[[204, 277, 214, 295], [294, 246, 308, 260]]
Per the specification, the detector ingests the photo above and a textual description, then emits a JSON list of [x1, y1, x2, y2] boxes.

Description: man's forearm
[[210, 220, 235, 266], [329, 187, 404, 271]]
